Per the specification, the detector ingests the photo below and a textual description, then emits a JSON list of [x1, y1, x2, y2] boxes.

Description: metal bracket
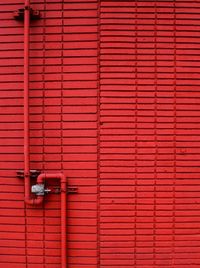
[[53, 187, 61, 194], [13, 8, 41, 20], [68, 187, 78, 194], [17, 170, 41, 179], [52, 186, 78, 194]]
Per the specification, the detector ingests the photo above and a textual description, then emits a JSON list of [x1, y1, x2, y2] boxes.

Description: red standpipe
[[24, 0, 33, 205], [23, 1, 67, 267], [36, 174, 67, 268]]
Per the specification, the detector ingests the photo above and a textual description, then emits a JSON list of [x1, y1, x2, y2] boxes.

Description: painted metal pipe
[[23, 0, 44, 206], [25, 172, 68, 265], [23, 1, 67, 267], [24, 0, 33, 205], [37, 174, 67, 268]]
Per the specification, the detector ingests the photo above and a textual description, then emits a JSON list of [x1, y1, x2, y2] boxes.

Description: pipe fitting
[[31, 184, 45, 195], [31, 183, 51, 195]]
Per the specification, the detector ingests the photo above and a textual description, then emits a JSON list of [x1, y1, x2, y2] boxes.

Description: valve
[[31, 184, 51, 196]]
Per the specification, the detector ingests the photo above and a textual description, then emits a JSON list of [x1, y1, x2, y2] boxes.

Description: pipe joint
[[25, 196, 44, 206], [31, 184, 51, 196]]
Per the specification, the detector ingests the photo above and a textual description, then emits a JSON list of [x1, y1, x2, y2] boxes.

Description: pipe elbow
[[36, 173, 46, 184], [25, 198, 34, 205], [33, 196, 44, 205], [25, 196, 44, 205], [37, 173, 66, 183]]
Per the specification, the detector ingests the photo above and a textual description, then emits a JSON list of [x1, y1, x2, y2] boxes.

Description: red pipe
[[24, 0, 32, 204], [23, 1, 67, 267], [37, 174, 67, 268], [25, 173, 67, 267], [23, 0, 45, 206]]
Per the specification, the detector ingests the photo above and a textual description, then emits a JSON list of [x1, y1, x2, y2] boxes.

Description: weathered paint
[[0, 0, 200, 267]]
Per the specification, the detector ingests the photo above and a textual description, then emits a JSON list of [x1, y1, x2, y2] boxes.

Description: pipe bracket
[[13, 8, 41, 20], [17, 169, 41, 179], [52, 186, 78, 194], [68, 187, 78, 194]]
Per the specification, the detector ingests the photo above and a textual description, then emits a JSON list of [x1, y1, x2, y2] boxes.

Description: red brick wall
[[0, 1, 200, 267]]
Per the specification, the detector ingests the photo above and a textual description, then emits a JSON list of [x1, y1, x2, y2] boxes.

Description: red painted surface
[[36, 173, 67, 268], [22, 2, 67, 266], [1, 0, 200, 267]]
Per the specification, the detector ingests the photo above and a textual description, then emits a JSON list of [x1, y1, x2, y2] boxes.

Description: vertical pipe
[[23, 0, 44, 206], [22, 1, 68, 265], [37, 174, 67, 268], [24, 0, 31, 201], [61, 180, 67, 268]]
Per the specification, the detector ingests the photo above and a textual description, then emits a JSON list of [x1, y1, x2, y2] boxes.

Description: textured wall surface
[[1, 0, 200, 267]]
